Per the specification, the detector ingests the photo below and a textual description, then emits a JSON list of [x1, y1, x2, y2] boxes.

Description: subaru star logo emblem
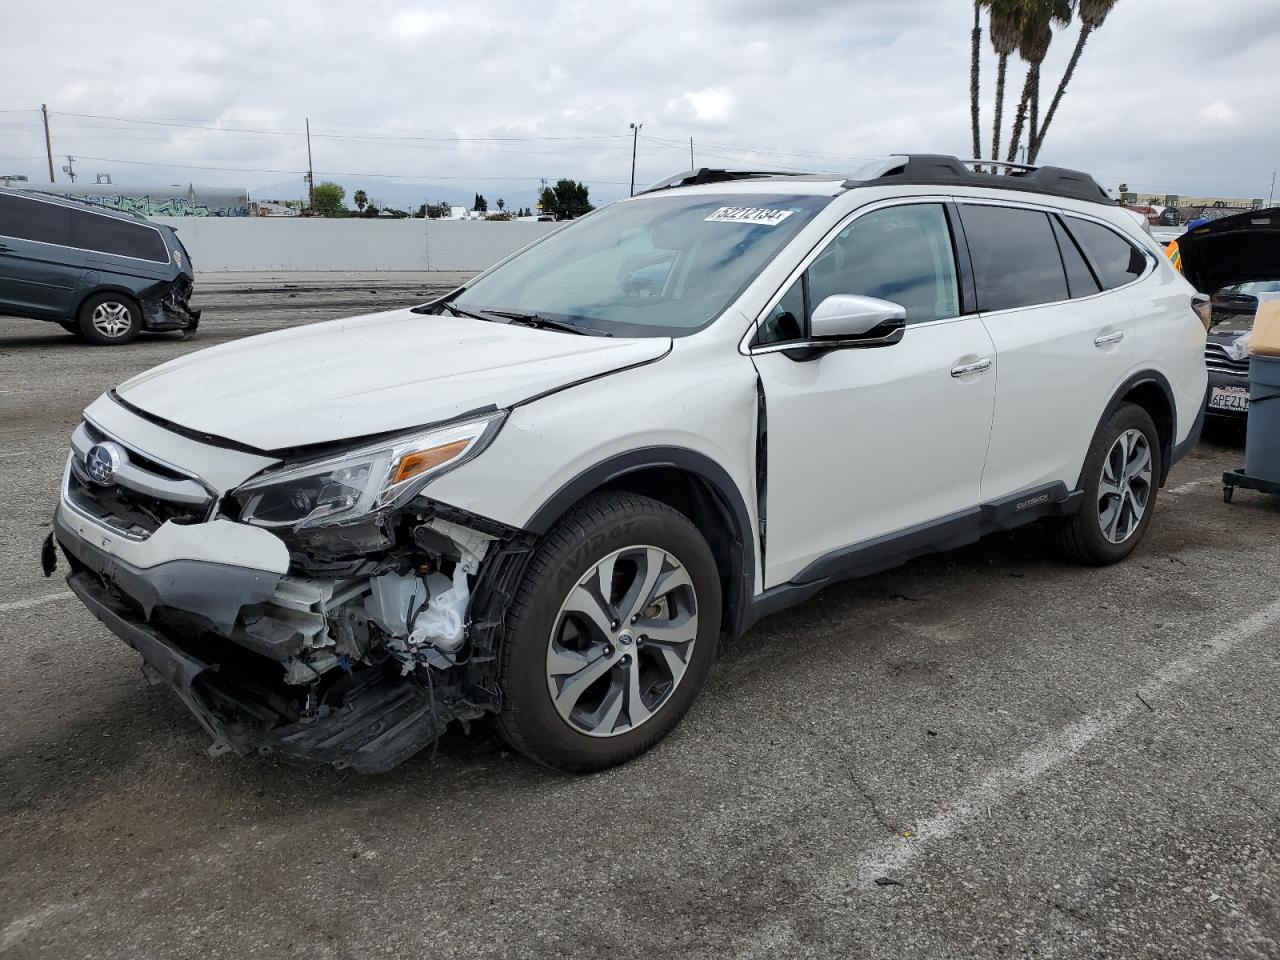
[[85, 442, 124, 486]]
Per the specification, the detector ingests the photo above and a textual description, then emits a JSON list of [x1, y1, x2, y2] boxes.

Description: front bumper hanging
[[67, 570, 451, 773]]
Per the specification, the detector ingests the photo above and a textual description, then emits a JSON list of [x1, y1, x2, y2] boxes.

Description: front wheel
[[77, 293, 142, 345], [497, 492, 721, 772], [1050, 402, 1161, 565]]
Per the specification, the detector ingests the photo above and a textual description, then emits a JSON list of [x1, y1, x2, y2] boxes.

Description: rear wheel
[[77, 293, 142, 345], [497, 493, 721, 772], [1051, 402, 1161, 565]]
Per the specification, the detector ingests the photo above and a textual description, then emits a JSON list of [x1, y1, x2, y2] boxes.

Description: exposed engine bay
[[53, 495, 535, 773]]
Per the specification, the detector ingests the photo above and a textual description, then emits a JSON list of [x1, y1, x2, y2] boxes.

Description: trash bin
[[1245, 302, 1280, 482]]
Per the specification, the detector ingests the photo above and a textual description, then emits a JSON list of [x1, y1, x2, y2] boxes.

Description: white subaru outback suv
[[46, 155, 1208, 774]]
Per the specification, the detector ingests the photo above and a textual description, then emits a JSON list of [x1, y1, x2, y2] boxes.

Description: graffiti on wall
[[81, 194, 250, 217], [35, 184, 251, 217]]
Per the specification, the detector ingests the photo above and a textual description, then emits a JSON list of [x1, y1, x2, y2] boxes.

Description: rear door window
[[1061, 217, 1147, 289], [0, 193, 72, 246], [69, 210, 169, 262], [959, 204, 1069, 312]]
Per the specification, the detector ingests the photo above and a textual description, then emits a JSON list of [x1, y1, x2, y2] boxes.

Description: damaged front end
[[53, 411, 533, 773], [139, 272, 201, 333]]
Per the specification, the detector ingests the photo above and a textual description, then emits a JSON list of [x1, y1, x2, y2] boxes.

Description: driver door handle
[[1094, 330, 1125, 346], [951, 357, 993, 378]]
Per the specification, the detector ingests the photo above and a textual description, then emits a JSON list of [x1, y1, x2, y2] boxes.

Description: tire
[[58, 320, 86, 340], [77, 293, 142, 345], [1051, 402, 1162, 565], [497, 492, 721, 772]]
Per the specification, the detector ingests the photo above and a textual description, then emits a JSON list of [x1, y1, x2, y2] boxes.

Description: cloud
[[1198, 99, 1242, 128], [0, 0, 1275, 205], [669, 87, 735, 125]]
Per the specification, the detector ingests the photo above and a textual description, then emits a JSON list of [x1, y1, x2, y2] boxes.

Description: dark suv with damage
[[0, 188, 199, 345]]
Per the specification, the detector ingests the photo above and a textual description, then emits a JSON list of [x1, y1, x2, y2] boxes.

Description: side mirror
[[809, 295, 907, 346]]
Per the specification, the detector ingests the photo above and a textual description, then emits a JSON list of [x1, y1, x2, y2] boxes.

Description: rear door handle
[[951, 358, 993, 378], [1094, 331, 1125, 346]]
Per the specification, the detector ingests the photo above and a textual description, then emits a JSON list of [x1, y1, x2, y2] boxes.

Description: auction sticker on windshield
[[705, 206, 794, 226]]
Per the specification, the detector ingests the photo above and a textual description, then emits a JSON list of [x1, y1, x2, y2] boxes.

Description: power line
[[66, 154, 630, 185]]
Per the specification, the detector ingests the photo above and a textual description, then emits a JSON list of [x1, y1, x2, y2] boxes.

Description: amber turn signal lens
[[391, 439, 471, 484]]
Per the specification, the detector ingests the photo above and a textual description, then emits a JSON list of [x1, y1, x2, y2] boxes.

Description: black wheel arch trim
[[523, 446, 756, 636], [1092, 369, 1179, 486]]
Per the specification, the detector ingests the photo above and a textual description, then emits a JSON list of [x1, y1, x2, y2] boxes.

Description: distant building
[[1120, 190, 1268, 225], [249, 199, 302, 217], [26, 183, 249, 216]]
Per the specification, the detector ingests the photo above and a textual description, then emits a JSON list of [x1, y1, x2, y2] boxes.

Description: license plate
[[1208, 385, 1250, 412]]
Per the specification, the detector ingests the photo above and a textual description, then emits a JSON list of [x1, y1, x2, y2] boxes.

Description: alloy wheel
[[91, 301, 134, 338], [1097, 428, 1153, 544], [546, 545, 699, 738]]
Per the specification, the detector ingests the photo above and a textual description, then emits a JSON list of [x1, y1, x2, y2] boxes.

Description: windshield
[[451, 192, 832, 337]]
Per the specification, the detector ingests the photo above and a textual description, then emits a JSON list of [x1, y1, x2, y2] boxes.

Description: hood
[[1177, 207, 1280, 294], [116, 308, 671, 451]]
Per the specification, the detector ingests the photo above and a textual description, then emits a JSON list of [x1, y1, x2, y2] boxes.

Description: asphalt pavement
[[1, 274, 1278, 959]]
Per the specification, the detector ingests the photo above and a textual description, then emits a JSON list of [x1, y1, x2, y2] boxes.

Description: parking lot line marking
[[823, 597, 1280, 894], [0, 592, 73, 613]]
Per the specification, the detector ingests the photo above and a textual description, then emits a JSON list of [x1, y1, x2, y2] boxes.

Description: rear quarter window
[[1062, 217, 1147, 289], [69, 210, 169, 262], [0, 193, 72, 246]]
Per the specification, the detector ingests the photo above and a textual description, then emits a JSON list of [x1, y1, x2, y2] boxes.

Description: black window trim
[[0, 191, 172, 265], [745, 195, 969, 354], [1048, 212, 1103, 298], [1057, 211, 1151, 294], [954, 196, 1156, 318]]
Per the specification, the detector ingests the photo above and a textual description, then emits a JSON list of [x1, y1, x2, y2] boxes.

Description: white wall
[[148, 217, 560, 272]]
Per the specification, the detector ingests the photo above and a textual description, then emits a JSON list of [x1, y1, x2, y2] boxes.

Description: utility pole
[[689, 137, 694, 170], [41, 104, 55, 183], [1270, 171, 1276, 207], [63, 155, 77, 183], [305, 117, 315, 211], [629, 122, 643, 196]]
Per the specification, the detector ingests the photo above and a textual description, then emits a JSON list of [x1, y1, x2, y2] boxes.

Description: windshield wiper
[[440, 301, 505, 324], [486, 310, 613, 337]]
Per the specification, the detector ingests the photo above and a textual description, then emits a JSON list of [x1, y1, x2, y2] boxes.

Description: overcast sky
[[1, 0, 1277, 207]]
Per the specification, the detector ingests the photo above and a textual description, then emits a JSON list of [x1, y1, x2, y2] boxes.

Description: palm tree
[[1005, 0, 1074, 164], [1028, 0, 1118, 162], [353, 189, 368, 213], [982, 0, 1027, 167], [970, 1, 983, 160]]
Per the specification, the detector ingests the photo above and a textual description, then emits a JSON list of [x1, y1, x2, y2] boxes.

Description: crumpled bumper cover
[[67, 571, 446, 772], [54, 507, 282, 637]]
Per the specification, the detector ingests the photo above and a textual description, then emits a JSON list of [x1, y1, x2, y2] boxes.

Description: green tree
[[1005, 0, 1074, 163], [496, 197, 505, 211], [312, 181, 346, 217], [353, 189, 368, 213], [539, 180, 593, 220], [1029, 0, 1119, 162], [473, 193, 489, 213], [970, 1, 983, 161], [980, 0, 1028, 165]]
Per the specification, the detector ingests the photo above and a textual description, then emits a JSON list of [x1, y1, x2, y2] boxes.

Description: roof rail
[[864, 154, 1111, 204], [636, 154, 1112, 205], [639, 168, 810, 195]]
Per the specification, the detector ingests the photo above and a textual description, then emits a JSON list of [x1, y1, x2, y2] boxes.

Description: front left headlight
[[233, 412, 504, 530]]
